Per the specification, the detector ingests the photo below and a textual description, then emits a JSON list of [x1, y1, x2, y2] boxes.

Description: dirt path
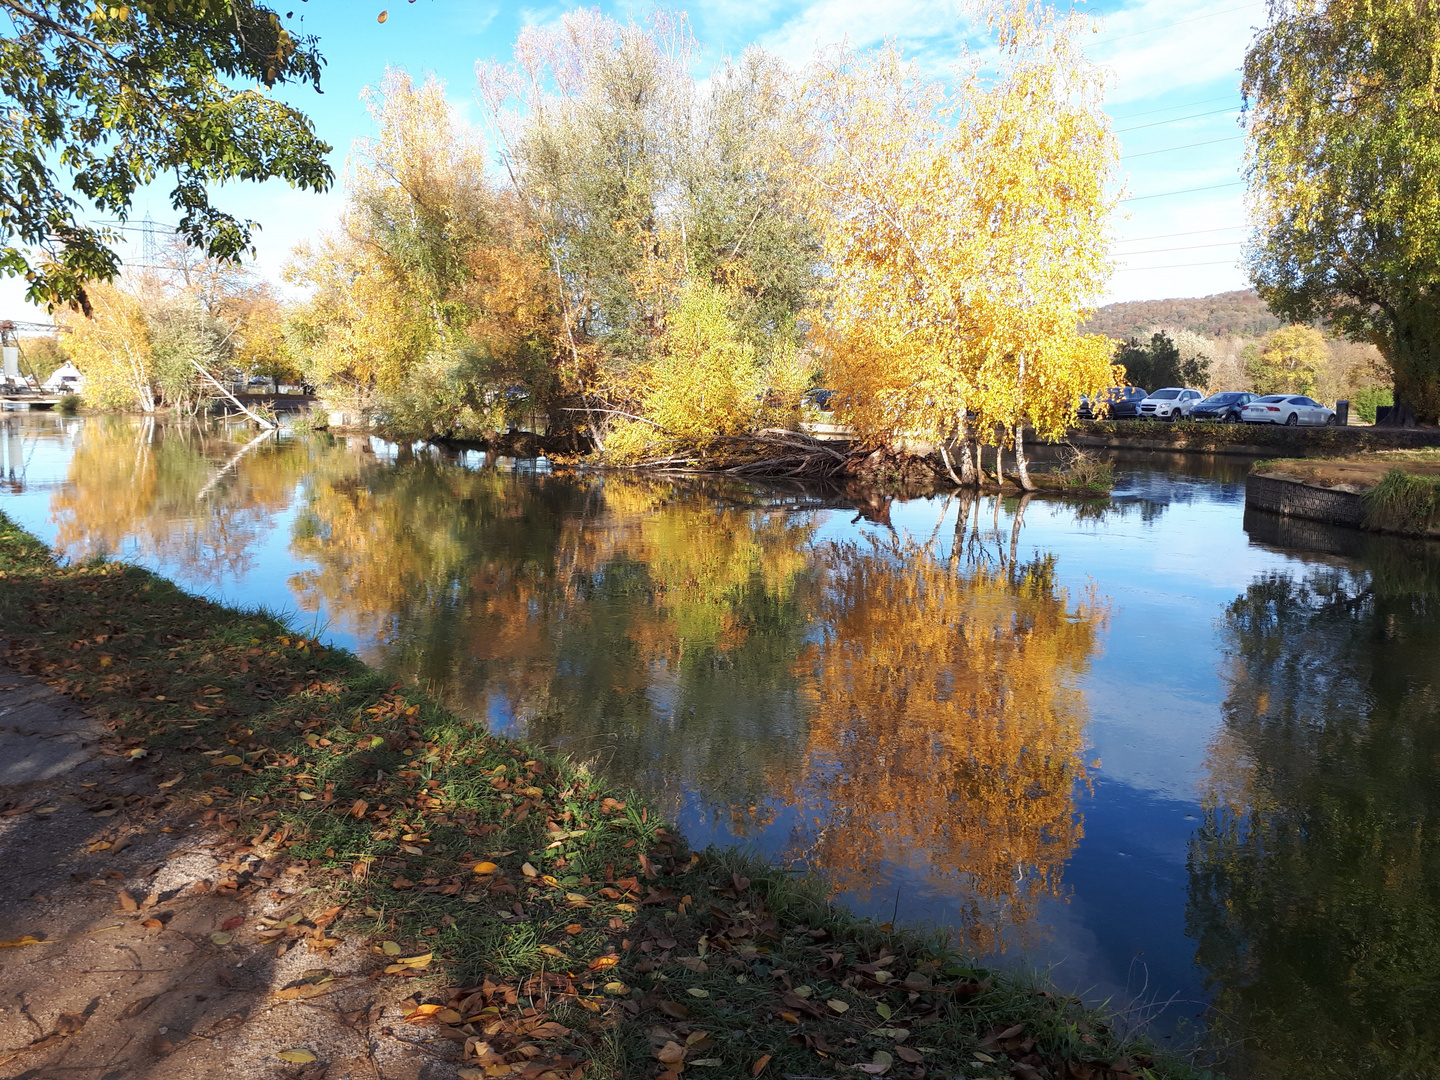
[[0, 662, 446, 1080]]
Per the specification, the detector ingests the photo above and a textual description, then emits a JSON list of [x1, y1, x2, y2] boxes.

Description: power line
[[1121, 180, 1245, 202], [1115, 106, 1240, 133], [1115, 239, 1243, 256], [1110, 94, 1240, 122], [1113, 224, 1249, 244], [1123, 135, 1244, 160], [1091, 2, 1264, 46], [1114, 259, 1242, 272]]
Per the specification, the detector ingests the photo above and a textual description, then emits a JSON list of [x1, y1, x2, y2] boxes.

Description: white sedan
[[1137, 387, 1204, 421], [1241, 394, 1337, 426]]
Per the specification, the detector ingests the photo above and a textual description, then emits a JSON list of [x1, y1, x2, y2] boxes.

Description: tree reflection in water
[[788, 518, 1106, 953], [1192, 527, 1440, 1080], [50, 416, 316, 575], [48, 425, 1109, 956]]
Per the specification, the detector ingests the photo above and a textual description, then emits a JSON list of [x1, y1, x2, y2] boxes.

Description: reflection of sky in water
[[5, 416, 1432, 1052]]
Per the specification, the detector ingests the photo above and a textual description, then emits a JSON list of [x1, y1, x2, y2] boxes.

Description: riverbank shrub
[[1363, 468, 1440, 533], [0, 508, 1208, 1080]]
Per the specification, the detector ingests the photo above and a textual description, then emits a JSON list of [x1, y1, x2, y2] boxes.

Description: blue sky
[[3, 0, 1266, 319]]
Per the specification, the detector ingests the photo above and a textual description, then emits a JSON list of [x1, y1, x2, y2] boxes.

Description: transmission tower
[[142, 211, 158, 268]]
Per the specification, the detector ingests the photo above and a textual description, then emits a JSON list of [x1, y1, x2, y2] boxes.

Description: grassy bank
[[1251, 451, 1440, 537], [0, 509, 1209, 1080]]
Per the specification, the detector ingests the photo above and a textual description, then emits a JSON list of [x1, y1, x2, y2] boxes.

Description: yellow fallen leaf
[[397, 952, 433, 966], [542, 874, 561, 888], [209, 932, 232, 945], [406, 1004, 443, 1021], [827, 999, 850, 1013], [0, 935, 44, 948], [540, 945, 565, 957], [973, 1051, 996, 1063], [381, 940, 402, 956], [217, 755, 243, 766], [473, 862, 498, 875], [298, 791, 316, 801], [686, 987, 709, 998], [276, 1048, 318, 1063], [603, 981, 628, 995], [87, 841, 112, 852]]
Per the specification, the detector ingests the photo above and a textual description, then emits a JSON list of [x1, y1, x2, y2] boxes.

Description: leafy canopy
[[0, 0, 332, 313], [1244, 0, 1440, 421]]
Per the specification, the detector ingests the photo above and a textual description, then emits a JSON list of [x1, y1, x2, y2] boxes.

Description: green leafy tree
[[1246, 324, 1326, 396], [1113, 331, 1209, 390], [0, 0, 332, 313], [1243, 0, 1440, 424]]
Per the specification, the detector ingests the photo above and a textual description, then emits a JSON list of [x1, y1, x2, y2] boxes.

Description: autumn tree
[[1244, 0, 1440, 424], [0, 0, 331, 312], [288, 70, 555, 433], [1245, 324, 1326, 396], [61, 282, 157, 412], [1113, 331, 1210, 391], [478, 14, 816, 448], [805, 1, 1119, 489]]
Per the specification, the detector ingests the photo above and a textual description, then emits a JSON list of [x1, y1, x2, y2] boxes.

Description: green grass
[[0, 508, 1215, 1080], [1362, 468, 1440, 534]]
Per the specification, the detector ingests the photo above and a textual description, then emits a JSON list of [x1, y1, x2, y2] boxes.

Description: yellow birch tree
[[805, 0, 1120, 488]]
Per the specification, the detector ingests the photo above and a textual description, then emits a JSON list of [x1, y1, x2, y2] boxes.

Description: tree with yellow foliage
[[61, 282, 157, 412], [804, 1, 1119, 489]]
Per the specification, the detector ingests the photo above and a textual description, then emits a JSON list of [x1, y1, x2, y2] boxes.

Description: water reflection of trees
[[1191, 541, 1440, 1080], [50, 416, 313, 576], [788, 532, 1105, 952], [289, 465, 820, 826]]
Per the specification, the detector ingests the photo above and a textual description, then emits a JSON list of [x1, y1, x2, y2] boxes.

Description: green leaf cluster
[[0, 0, 332, 312]]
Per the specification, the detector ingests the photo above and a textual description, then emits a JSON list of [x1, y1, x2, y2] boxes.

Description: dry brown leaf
[[752, 1054, 772, 1076], [656, 1041, 686, 1064], [117, 890, 138, 911]]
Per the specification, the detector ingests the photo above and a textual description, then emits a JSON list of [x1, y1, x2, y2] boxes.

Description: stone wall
[[1245, 473, 1365, 528]]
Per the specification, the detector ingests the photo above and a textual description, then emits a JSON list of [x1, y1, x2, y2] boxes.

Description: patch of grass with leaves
[[0, 509, 1213, 1080], [1362, 468, 1440, 535]]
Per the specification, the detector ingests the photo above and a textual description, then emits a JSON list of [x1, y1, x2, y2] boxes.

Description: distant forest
[[1082, 290, 1285, 340]]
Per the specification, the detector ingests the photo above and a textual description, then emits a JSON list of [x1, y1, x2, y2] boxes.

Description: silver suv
[[1138, 387, 1203, 421]]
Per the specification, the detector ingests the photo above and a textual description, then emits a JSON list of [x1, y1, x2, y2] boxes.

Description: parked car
[[1138, 387, 1204, 421], [1079, 386, 1148, 420], [1241, 394, 1337, 426], [1189, 391, 1258, 423]]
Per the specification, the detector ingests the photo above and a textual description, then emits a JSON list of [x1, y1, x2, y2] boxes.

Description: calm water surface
[[3, 414, 1439, 1079]]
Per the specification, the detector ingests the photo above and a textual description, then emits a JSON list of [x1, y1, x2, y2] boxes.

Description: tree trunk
[[957, 414, 978, 486], [993, 442, 1004, 490], [1383, 314, 1440, 425], [1013, 424, 1036, 492], [1008, 492, 1032, 569]]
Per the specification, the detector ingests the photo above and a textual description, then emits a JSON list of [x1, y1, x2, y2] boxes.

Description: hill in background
[[1082, 289, 1284, 340]]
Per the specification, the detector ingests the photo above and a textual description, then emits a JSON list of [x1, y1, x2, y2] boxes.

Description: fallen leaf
[[406, 1004, 444, 1022], [381, 940, 402, 956], [540, 945, 565, 957], [686, 987, 709, 998], [210, 931, 233, 945], [350, 799, 368, 819], [826, 999, 849, 1013], [752, 1054, 772, 1075], [658, 1001, 689, 1019], [656, 1042, 686, 1064], [221, 916, 245, 931], [217, 755, 243, 766], [142, 918, 164, 929], [0, 935, 44, 948], [276, 1047, 319, 1063], [973, 1051, 996, 1063], [778, 1011, 799, 1024], [117, 890, 138, 911], [895, 1046, 923, 1063], [521, 862, 539, 877], [690, 1060, 722, 1067], [473, 862, 498, 875]]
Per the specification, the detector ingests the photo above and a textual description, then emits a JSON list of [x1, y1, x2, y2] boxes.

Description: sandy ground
[[0, 661, 469, 1080]]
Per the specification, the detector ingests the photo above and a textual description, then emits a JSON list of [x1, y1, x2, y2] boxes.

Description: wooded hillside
[[1083, 290, 1284, 340]]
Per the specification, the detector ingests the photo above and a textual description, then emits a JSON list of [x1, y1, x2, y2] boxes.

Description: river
[[3, 412, 1438, 1079]]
